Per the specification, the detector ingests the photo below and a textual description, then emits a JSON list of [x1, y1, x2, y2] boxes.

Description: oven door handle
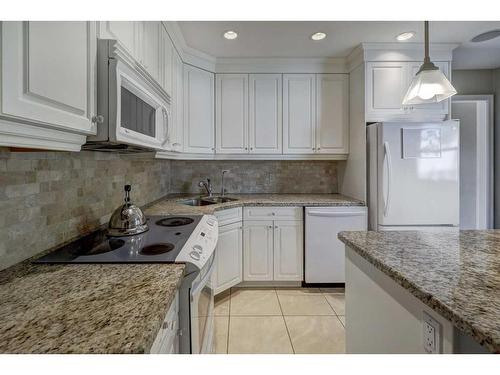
[[191, 254, 215, 298]]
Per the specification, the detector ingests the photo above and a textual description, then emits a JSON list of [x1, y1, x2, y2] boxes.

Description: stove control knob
[[193, 245, 203, 253], [189, 251, 201, 260]]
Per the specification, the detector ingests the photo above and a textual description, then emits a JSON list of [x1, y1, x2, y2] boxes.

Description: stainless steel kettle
[[107, 185, 149, 237]]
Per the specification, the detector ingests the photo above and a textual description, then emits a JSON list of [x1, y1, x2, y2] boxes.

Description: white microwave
[[84, 39, 171, 152]]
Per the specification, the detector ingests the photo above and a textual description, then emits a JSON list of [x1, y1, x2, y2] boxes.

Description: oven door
[[110, 60, 170, 150], [190, 253, 215, 354]]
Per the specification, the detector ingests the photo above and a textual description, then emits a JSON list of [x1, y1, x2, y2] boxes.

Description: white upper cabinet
[[249, 74, 282, 154], [216, 74, 248, 154], [99, 21, 141, 61], [366, 61, 450, 122], [169, 50, 183, 152], [0, 21, 97, 150], [142, 22, 160, 82], [183, 64, 215, 154], [316, 74, 349, 154], [283, 74, 316, 154], [160, 24, 174, 97]]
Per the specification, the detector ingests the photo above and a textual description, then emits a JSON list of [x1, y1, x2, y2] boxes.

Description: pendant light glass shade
[[402, 67, 457, 104], [402, 21, 457, 105]]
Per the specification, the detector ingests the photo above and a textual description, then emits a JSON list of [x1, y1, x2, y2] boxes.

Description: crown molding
[[215, 57, 348, 74]]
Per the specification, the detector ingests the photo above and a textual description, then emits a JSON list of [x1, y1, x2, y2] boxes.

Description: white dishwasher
[[305, 206, 367, 284]]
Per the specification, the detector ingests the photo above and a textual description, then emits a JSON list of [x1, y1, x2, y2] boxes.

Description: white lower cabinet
[[214, 222, 243, 294], [243, 220, 275, 281], [243, 207, 304, 282], [0, 21, 98, 151], [149, 292, 179, 354]]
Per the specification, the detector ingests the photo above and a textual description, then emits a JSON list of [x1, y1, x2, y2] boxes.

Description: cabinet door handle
[[268, 225, 273, 229], [274, 225, 278, 229], [271, 212, 275, 216], [92, 115, 104, 124]]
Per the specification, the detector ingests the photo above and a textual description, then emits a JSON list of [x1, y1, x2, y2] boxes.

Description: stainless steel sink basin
[[179, 197, 238, 206]]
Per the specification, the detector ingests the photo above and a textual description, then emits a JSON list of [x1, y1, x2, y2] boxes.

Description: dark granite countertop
[[145, 193, 364, 216], [338, 230, 500, 353], [0, 261, 185, 353]]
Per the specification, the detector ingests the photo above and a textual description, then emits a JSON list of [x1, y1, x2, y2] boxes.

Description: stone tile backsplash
[[170, 160, 339, 195], [0, 149, 170, 270], [0, 150, 339, 270]]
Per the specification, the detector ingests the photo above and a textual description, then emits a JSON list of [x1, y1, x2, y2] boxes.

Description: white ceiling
[[177, 21, 500, 69]]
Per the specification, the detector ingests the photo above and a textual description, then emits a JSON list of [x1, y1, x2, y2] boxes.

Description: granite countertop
[[0, 261, 185, 353], [338, 230, 500, 353], [145, 193, 364, 216]]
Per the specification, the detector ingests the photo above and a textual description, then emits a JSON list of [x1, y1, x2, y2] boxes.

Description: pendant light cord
[[424, 21, 430, 64]]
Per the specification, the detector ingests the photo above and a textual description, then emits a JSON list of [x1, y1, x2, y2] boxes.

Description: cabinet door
[[1, 21, 97, 135], [273, 221, 303, 281], [283, 74, 316, 154], [216, 74, 248, 154], [407, 61, 449, 117], [215, 222, 243, 294], [160, 24, 174, 96], [365, 62, 408, 120], [170, 50, 183, 152], [249, 74, 283, 154], [316, 74, 349, 154], [183, 65, 215, 154], [243, 221, 274, 281], [142, 22, 160, 82]]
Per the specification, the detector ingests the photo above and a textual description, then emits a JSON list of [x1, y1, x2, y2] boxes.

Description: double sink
[[180, 196, 238, 206]]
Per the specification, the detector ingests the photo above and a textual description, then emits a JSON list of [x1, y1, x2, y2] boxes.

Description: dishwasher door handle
[[307, 211, 366, 217]]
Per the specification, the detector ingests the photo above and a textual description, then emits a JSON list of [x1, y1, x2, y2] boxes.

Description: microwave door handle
[[161, 108, 170, 146], [383, 141, 392, 217]]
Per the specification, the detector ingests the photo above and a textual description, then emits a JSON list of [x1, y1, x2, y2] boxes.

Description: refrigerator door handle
[[383, 141, 392, 217]]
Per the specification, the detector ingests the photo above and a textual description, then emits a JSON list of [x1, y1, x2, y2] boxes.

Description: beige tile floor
[[214, 287, 345, 354]]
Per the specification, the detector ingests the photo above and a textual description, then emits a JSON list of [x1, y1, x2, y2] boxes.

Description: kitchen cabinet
[[0, 21, 97, 151], [216, 74, 248, 154], [142, 22, 161, 83], [243, 220, 275, 281], [283, 74, 316, 154], [243, 207, 303, 282], [99, 21, 138, 59], [183, 64, 215, 154], [149, 292, 179, 354], [160, 24, 174, 97], [168, 49, 183, 152], [249, 74, 283, 154], [273, 220, 303, 281], [316, 74, 349, 154], [365, 61, 450, 122], [214, 222, 243, 294]]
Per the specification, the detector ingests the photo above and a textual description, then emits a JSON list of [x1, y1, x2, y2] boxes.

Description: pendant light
[[402, 21, 457, 105]]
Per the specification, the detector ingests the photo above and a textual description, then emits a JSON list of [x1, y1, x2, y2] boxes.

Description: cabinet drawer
[[215, 207, 243, 226], [244, 207, 303, 221]]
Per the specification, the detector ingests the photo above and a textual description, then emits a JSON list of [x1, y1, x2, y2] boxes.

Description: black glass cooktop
[[34, 215, 202, 264]]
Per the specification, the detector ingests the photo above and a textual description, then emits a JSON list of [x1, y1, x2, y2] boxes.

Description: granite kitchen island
[[338, 230, 500, 354]]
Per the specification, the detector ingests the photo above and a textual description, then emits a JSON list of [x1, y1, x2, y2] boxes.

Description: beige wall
[[452, 69, 495, 95]]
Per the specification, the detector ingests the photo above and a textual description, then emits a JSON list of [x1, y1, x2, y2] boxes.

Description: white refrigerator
[[367, 121, 459, 231]]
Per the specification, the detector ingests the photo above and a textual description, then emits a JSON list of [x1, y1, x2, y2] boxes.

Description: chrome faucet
[[221, 170, 229, 197], [198, 178, 212, 197]]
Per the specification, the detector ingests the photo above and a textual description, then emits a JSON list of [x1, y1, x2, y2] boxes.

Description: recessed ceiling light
[[471, 29, 500, 43], [396, 31, 416, 41], [311, 32, 327, 41], [223, 30, 238, 40]]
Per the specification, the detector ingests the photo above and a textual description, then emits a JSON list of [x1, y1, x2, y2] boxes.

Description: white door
[[160, 24, 174, 96], [366, 62, 408, 121], [273, 220, 303, 281], [283, 74, 316, 154], [305, 207, 367, 283], [1, 21, 97, 135], [249, 74, 282, 154], [316, 74, 349, 154], [407, 61, 449, 117], [378, 122, 459, 226], [243, 221, 274, 281], [183, 65, 214, 154], [142, 22, 160, 82], [216, 74, 248, 154], [170, 50, 183, 152], [215, 222, 243, 294]]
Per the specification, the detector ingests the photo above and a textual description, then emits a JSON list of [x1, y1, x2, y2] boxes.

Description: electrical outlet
[[423, 312, 441, 354]]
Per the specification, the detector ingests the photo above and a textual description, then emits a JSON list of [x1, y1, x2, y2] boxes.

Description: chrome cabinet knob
[[92, 115, 104, 124]]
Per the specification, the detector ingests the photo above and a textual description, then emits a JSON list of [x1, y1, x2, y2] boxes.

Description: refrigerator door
[[377, 121, 459, 227]]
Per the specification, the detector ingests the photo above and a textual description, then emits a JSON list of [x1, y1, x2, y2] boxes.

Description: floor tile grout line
[[275, 291, 295, 354], [323, 294, 341, 316], [226, 288, 232, 354]]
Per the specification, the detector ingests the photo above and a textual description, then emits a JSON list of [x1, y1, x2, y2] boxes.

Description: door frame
[[452, 95, 494, 229]]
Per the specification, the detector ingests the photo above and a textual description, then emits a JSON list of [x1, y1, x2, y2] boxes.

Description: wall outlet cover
[[422, 311, 441, 354]]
